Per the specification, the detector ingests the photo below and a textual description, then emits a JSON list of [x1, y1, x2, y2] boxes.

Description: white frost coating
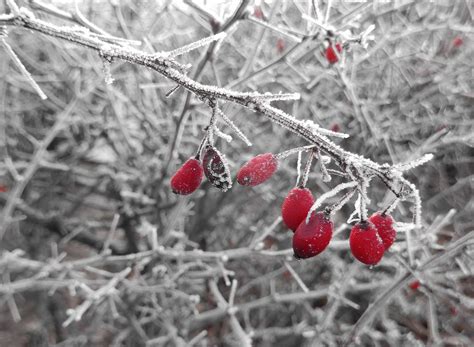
[[254, 92, 301, 102], [296, 150, 303, 186], [213, 125, 233, 143], [300, 119, 350, 139], [306, 181, 358, 223], [276, 145, 317, 159], [394, 153, 434, 172], [165, 32, 227, 58], [216, 108, 252, 146]]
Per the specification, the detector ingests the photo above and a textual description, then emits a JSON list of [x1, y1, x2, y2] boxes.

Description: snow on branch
[[0, 6, 432, 231], [163, 32, 227, 58]]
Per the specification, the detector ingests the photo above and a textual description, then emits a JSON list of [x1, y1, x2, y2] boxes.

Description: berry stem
[[298, 149, 314, 188], [325, 187, 357, 215], [206, 101, 218, 146], [195, 135, 208, 160], [358, 179, 369, 222], [382, 197, 400, 216]]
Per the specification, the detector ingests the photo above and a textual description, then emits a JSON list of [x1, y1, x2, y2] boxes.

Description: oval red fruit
[[170, 158, 203, 195], [325, 43, 342, 64], [281, 187, 315, 232], [292, 212, 333, 259], [349, 221, 385, 265], [409, 280, 420, 291], [452, 36, 463, 48], [237, 153, 278, 187], [369, 212, 396, 250]]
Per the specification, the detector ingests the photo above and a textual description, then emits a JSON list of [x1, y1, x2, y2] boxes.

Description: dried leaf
[[202, 146, 232, 192]]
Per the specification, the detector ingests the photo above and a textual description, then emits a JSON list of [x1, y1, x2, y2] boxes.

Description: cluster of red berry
[[171, 152, 397, 265], [170, 151, 278, 195], [281, 187, 396, 265]]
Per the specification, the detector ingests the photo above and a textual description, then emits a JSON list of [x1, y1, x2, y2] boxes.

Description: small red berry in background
[[325, 42, 342, 64], [349, 221, 385, 265], [292, 211, 333, 259], [409, 280, 420, 291], [452, 36, 463, 48], [254, 6, 263, 19], [330, 123, 340, 133], [0, 185, 7, 193], [369, 212, 397, 250], [170, 157, 203, 195], [237, 153, 278, 187], [281, 187, 314, 232], [282, 270, 292, 280], [276, 38, 285, 54]]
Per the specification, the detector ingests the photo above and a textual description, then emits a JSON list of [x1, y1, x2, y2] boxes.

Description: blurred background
[[0, 0, 473, 346]]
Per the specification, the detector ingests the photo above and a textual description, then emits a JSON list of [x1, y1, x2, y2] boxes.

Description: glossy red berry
[[325, 43, 342, 64], [292, 212, 333, 259], [170, 158, 203, 195], [281, 187, 315, 232], [349, 221, 385, 265], [237, 153, 278, 187], [369, 212, 396, 250]]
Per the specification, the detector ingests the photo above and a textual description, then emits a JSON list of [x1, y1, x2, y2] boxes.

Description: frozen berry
[[369, 212, 396, 250], [237, 153, 278, 187], [349, 221, 385, 265], [202, 146, 232, 192], [170, 158, 203, 195], [409, 280, 420, 291], [325, 43, 342, 64], [281, 187, 315, 232], [293, 212, 333, 259]]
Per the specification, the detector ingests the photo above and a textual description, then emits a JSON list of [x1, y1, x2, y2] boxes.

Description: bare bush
[[0, 0, 473, 346]]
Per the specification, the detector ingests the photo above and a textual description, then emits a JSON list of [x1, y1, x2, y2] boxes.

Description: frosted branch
[[307, 181, 358, 222], [165, 32, 227, 58], [1, 36, 47, 100]]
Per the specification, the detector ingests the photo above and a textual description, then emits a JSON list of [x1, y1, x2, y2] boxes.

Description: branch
[[1, 9, 427, 223]]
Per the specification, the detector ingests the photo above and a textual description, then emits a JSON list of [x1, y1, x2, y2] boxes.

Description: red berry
[[349, 221, 385, 265], [292, 212, 333, 259], [254, 6, 263, 19], [281, 187, 315, 232], [0, 185, 7, 193], [409, 280, 420, 291], [276, 38, 285, 54], [325, 43, 342, 64], [452, 36, 463, 48], [237, 153, 278, 187], [330, 123, 340, 133], [369, 212, 396, 250], [170, 158, 203, 195]]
